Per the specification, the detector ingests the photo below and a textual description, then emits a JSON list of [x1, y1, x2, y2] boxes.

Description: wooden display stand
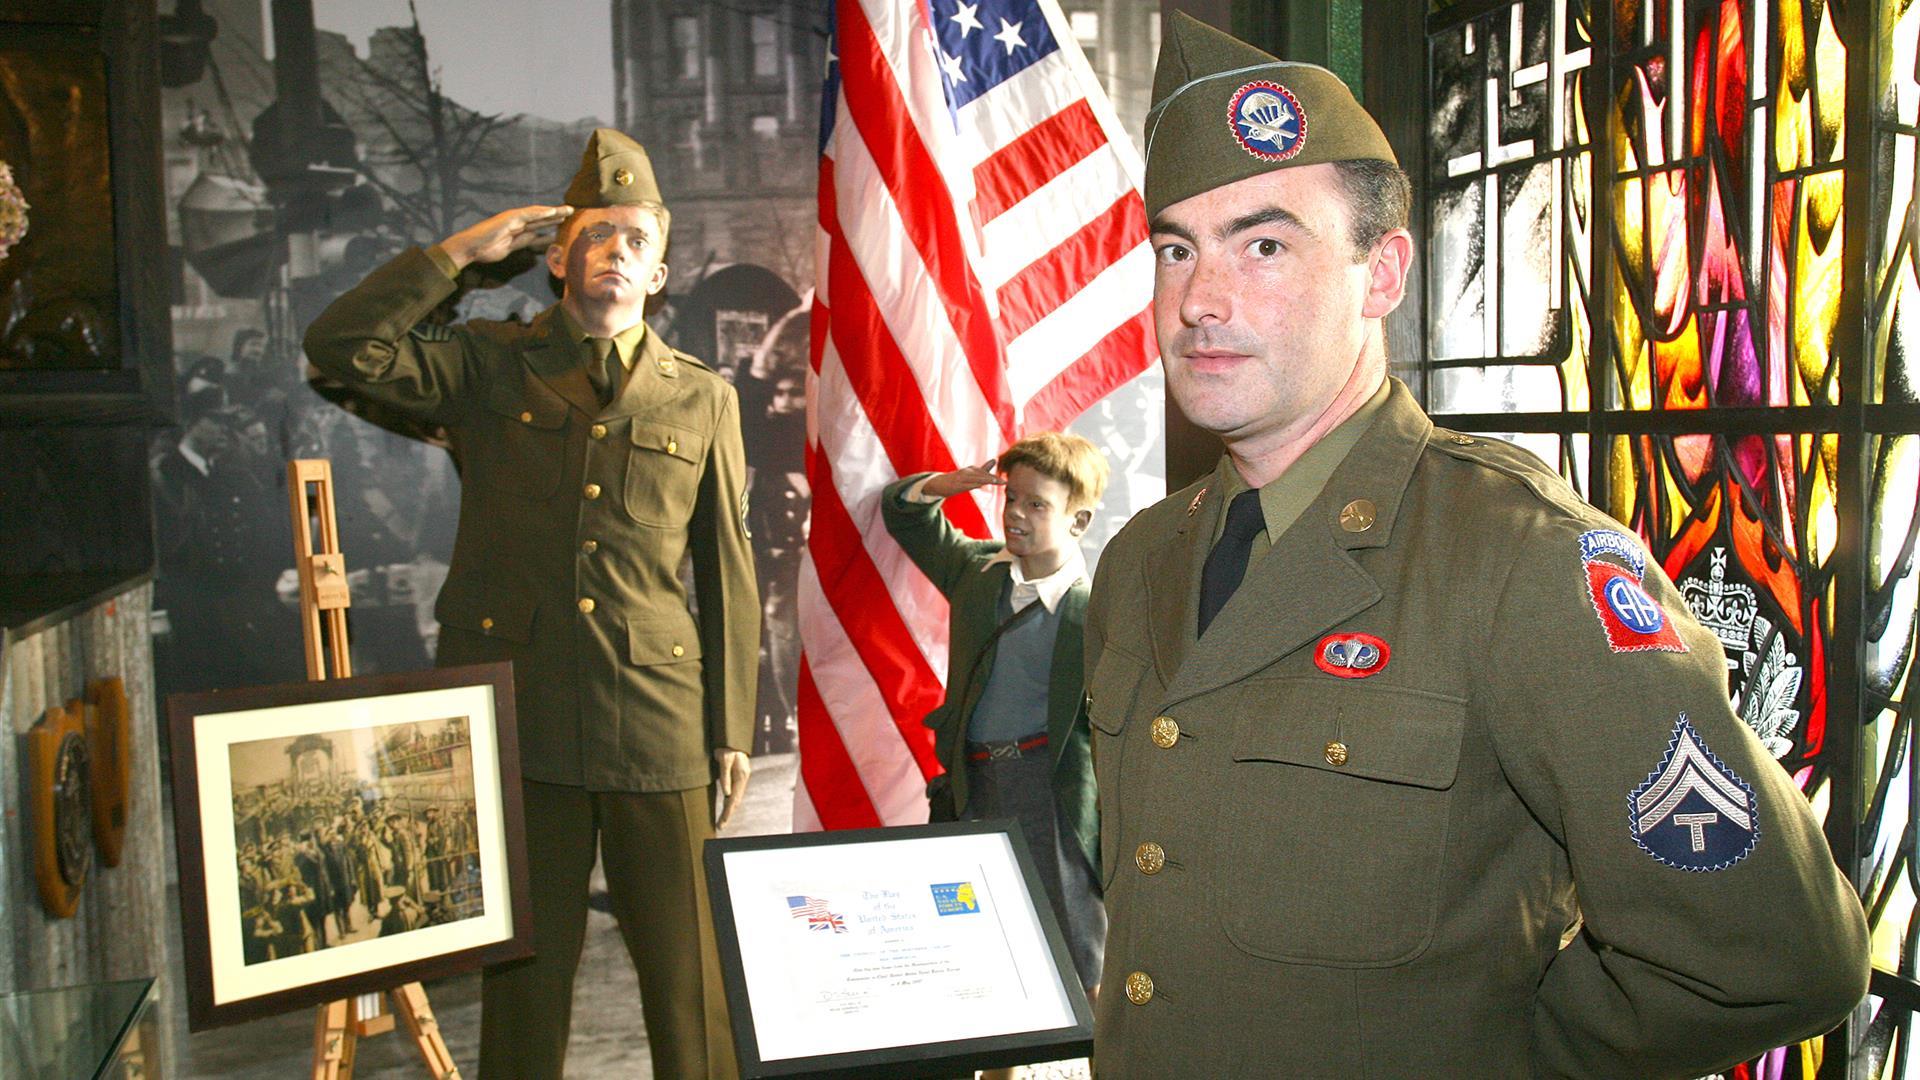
[[288, 459, 462, 1080]]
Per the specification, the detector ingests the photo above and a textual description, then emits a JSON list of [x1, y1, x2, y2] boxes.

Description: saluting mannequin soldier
[[1081, 15, 1870, 1079], [305, 128, 756, 1079]]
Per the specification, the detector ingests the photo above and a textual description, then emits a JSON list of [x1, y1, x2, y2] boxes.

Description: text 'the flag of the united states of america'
[[798, 0, 1153, 829]]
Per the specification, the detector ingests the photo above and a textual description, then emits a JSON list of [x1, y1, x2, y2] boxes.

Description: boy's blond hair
[[998, 431, 1109, 514]]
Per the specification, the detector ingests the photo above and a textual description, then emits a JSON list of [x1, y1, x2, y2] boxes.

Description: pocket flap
[[1230, 684, 1466, 790], [628, 615, 703, 665], [435, 588, 538, 645], [629, 421, 706, 465], [1086, 647, 1148, 735], [481, 378, 568, 429]]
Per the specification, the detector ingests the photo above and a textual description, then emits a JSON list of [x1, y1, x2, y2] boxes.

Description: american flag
[[798, 0, 1153, 829], [787, 895, 848, 932]]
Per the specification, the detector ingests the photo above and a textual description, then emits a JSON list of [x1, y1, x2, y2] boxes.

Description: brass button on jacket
[[1339, 499, 1377, 533], [1150, 716, 1180, 748], [666, 438, 679, 454], [590, 423, 608, 440], [1325, 740, 1349, 767], [584, 483, 602, 500], [671, 644, 685, 658], [518, 410, 533, 423], [480, 617, 494, 631], [577, 598, 596, 614], [1135, 842, 1166, 875], [581, 539, 598, 554], [1125, 971, 1154, 1005]]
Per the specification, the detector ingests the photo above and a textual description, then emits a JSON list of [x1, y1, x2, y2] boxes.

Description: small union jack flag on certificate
[[787, 895, 848, 932]]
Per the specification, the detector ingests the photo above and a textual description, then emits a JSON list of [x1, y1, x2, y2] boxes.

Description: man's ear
[[647, 260, 671, 297], [545, 240, 566, 281], [1071, 508, 1093, 535]]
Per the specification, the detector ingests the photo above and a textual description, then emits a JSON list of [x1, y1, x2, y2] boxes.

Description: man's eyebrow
[[1148, 215, 1198, 244], [1222, 206, 1316, 241]]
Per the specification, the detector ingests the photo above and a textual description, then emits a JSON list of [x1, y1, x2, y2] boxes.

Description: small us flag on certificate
[[787, 895, 847, 932]]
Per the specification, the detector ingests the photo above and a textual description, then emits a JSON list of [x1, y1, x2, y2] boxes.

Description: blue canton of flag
[[928, 0, 1060, 110], [1628, 716, 1760, 872], [819, 5, 841, 152]]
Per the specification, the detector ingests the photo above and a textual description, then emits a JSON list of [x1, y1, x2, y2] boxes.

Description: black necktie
[[1198, 489, 1265, 637], [585, 339, 621, 406]]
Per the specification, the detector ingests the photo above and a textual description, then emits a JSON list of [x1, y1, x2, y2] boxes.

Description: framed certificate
[[704, 821, 1094, 1078]]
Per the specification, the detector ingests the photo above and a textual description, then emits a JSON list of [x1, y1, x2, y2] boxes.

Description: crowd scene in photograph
[[233, 768, 481, 965]]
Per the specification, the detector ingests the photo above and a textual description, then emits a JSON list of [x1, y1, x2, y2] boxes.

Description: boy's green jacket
[[881, 474, 1097, 875]]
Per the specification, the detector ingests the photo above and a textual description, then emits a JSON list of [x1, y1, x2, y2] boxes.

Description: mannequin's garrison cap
[[563, 127, 663, 208]]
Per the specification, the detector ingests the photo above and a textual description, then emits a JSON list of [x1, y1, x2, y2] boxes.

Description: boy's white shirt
[[983, 548, 1086, 614], [900, 475, 1086, 614]]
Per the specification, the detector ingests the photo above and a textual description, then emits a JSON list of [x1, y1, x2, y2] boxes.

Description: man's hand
[[714, 748, 752, 829], [922, 460, 1003, 499], [439, 205, 573, 272]]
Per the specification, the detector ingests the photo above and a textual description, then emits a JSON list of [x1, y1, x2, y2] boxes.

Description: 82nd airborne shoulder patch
[[1578, 531, 1687, 654], [1628, 715, 1759, 872]]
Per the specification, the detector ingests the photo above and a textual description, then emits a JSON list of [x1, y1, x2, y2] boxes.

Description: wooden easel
[[288, 459, 462, 1080]]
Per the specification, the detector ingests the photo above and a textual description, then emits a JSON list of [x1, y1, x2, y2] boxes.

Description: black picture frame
[[166, 662, 531, 1031], [704, 820, 1095, 1079]]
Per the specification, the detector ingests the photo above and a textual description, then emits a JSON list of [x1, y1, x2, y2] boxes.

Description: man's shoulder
[[1415, 428, 1616, 535], [1410, 429, 1651, 576]]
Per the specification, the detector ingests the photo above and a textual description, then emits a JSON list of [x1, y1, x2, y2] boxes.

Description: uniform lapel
[[602, 326, 675, 420], [1144, 467, 1227, 688], [1160, 381, 1432, 708], [522, 307, 602, 418]]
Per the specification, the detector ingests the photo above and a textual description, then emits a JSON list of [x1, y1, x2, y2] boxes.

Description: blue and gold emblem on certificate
[[929, 881, 980, 915]]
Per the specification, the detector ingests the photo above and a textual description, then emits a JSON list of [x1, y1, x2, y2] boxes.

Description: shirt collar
[[1214, 377, 1392, 543], [557, 305, 648, 368], [983, 546, 1087, 613]]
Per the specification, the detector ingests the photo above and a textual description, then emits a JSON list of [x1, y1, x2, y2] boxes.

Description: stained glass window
[[1420, 0, 1920, 1074], [1863, 0, 1920, 1071]]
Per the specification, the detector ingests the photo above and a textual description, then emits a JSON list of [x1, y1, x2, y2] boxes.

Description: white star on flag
[[939, 47, 967, 83], [949, 1, 983, 37], [993, 17, 1026, 55]]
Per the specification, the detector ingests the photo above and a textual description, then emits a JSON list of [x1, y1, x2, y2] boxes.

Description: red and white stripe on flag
[[797, 0, 1154, 830]]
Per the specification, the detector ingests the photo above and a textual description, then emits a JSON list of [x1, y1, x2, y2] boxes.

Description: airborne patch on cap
[[1228, 81, 1306, 162]]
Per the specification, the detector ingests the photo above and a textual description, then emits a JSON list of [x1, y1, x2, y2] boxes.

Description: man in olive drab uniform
[[305, 128, 757, 1079], [1082, 14, 1870, 1078]]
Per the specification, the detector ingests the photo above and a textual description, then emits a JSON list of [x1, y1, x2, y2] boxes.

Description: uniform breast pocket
[[624, 421, 707, 527], [1212, 681, 1466, 967], [473, 381, 568, 500]]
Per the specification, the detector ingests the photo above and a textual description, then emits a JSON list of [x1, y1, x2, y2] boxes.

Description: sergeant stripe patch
[[1628, 715, 1759, 872]]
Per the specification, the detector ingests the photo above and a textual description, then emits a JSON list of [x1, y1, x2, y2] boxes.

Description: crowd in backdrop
[[230, 721, 482, 965]]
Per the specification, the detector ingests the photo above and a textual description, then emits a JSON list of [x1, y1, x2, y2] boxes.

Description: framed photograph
[[167, 662, 530, 1031], [705, 821, 1094, 1079]]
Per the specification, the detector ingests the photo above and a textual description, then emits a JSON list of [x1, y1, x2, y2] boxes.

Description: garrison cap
[[562, 127, 663, 209], [1144, 11, 1396, 218]]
